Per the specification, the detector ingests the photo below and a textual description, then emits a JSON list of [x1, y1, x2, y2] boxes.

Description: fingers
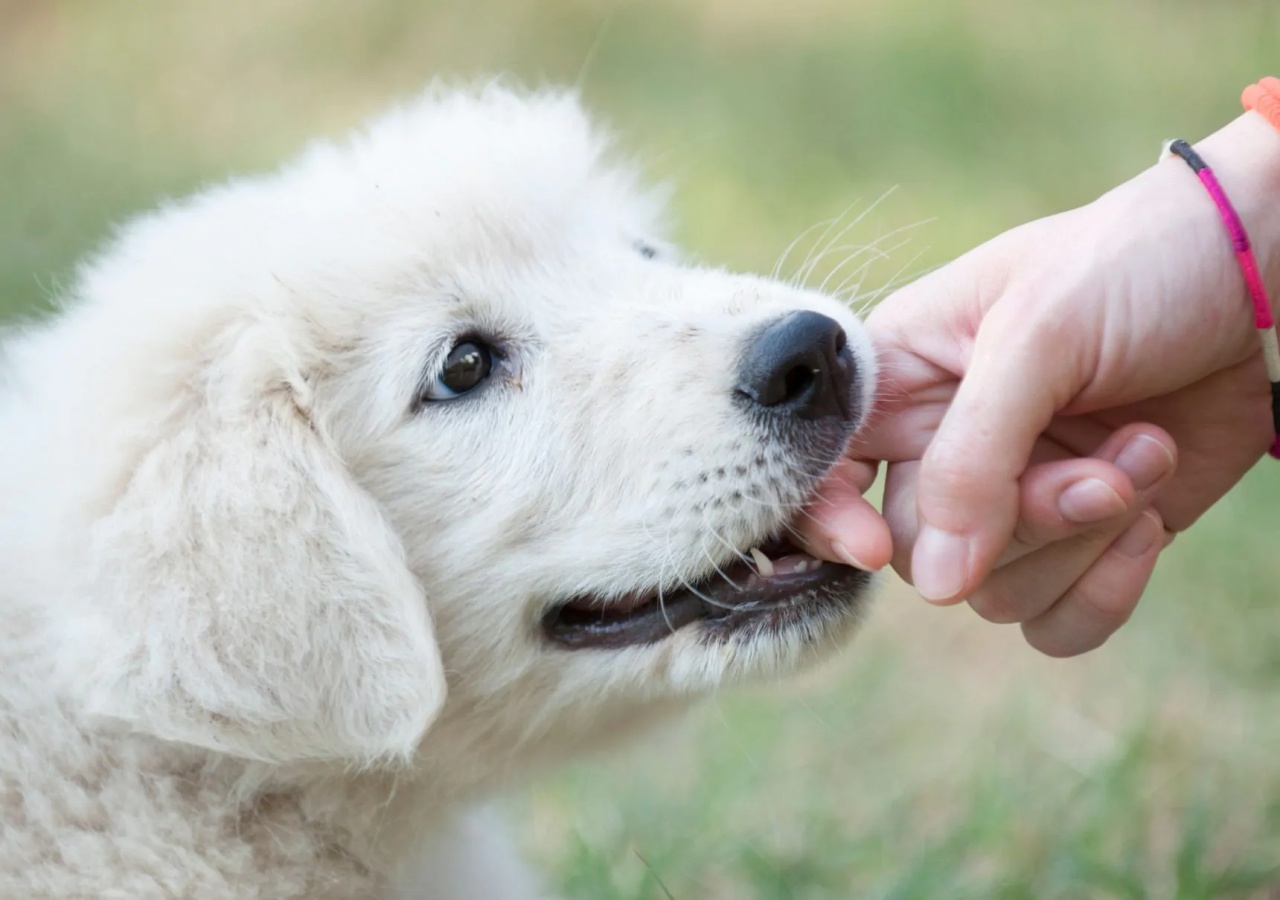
[[961, 427, 1174, 655], [883, 427, 1173, 583], [967, 508, 1144, 626], [910, 306, 1088, 603], [796, 457, 893, 572], [1001, 457, 1133, 566], [802, 417, 1174, 657], [1019, 510, 1165, 657], [813, 420, 1171, 579], [998, 425, 1176, 568]]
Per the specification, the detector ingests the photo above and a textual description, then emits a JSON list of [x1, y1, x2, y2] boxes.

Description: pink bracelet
[[1164, 139, 1280, 459]]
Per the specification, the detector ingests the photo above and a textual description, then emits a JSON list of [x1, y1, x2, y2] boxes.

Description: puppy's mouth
[[542, 532, 869, 649]]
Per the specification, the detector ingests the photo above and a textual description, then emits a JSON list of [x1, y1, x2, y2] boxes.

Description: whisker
[[795, 207, 877, 287], [850, 248, 931, 315], [706, 523, 752, 566], [844, 250, 940, 313], [699, 533, 745, 591], [672, 571, 743, 612], [653, 518, 681, 636], [772, 211, 843, 282], [826, 236, 916, 299], [814, 242, 894, 295], [816, 214, 933, 295], [721, 495, 827, 560], [785, 200, 864, 286], [793, 187, 898, 287], [573, 8, 617, 92]]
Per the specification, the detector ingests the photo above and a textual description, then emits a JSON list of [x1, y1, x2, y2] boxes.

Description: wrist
[[1193, 111, 1280, 313], [1089, 111, 1280, 368]]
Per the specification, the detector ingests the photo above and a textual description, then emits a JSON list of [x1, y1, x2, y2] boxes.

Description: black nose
[[735, 311, 855, 420]]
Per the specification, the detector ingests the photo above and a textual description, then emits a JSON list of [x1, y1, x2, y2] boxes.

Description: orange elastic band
[[1242, 76, 1280, 133]]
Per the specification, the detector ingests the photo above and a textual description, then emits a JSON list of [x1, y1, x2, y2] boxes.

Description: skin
[[799, 111, 1280, 657]]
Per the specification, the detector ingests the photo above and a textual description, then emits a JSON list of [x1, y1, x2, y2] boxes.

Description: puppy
[[0, 84, 877, 899]]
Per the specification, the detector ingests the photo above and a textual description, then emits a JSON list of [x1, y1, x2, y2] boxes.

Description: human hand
[[802, 112, 1280, 656]]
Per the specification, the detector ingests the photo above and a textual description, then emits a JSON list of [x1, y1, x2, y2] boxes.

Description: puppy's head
[[69, 85, 877, 775]]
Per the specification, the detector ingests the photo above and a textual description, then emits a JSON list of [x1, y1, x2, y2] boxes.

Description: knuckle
[[1006, 521, 1046, 560], [1073, 584, 1138, 632], [921, 442, 976, 496], [968, 582, 1035, 625], [1022, 621, 1107, 659], [1021, 581, 1139, 659]]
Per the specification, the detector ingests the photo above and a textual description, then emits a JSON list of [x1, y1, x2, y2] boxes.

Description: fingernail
[[832, 541, 882, 572], [912, 526, 969, 603], [1113, 435, 1175, 492], [1058, 478, 1127, 524], [1113, 511, 1161, 558]]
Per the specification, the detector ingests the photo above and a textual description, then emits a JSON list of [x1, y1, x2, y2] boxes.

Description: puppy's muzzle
[[542, 309, 872, 652]]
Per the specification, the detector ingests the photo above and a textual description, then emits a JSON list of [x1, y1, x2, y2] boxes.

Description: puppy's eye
[[634, 241, 658, 260], [422, 340, 493, 401]]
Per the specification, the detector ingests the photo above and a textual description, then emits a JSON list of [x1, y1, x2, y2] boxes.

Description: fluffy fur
[[0, 84, 876, 898]]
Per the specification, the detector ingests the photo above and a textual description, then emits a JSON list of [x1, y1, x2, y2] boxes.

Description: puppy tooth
[[749, 547, 775, 577], [793, 560, 809, 574]]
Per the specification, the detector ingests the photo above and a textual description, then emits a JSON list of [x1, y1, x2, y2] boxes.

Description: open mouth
[[542, 532, 870, 649]]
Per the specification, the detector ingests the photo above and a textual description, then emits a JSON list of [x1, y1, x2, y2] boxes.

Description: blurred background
[[3, 1, 1279, 896]]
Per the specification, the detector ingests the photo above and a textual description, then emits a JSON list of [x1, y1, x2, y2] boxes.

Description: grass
[[3, 1, 1279, 896]]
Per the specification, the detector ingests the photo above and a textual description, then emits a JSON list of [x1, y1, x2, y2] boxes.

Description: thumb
[[910, 306, 1085, 603]]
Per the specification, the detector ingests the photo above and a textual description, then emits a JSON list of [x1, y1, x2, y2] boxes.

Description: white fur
[[0, 83, 876, 898]]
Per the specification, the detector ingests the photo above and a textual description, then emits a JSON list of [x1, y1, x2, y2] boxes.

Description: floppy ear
[[81, 331, 444, 765]]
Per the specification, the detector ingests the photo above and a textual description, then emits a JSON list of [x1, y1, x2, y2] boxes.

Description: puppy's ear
[[80, 328, 444, 764]]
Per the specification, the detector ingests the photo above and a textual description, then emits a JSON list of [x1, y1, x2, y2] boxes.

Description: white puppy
[[0, 84, 877, 899]]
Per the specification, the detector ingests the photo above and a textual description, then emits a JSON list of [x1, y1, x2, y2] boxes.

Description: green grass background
[[3, 1, 1279, 896]]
